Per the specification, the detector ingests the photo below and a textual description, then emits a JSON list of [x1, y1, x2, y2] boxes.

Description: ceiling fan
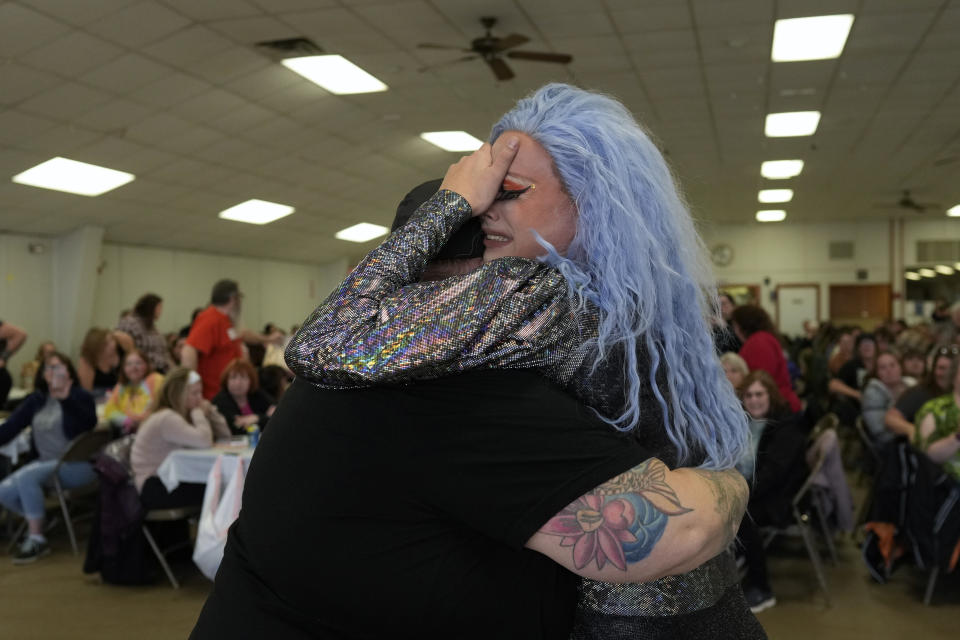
[[874, 189, 942, 214], [417, 17, 573, 81]]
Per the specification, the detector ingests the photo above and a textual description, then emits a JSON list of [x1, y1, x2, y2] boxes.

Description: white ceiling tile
[[208, 16, 296, 44], [696, 24, 770, 65], [0, 3, 71, 57], [690, 0, 773, 27], [206, 102, 278, 134], [84, 2, 192, 48], [250, 0, 337, 10], [160, 0, 262, 21], [73, 136, 146, 165], [23, 124, 104, 154], [611, 5, 692, 33], [837, 53, 910, 85], [112, 145, 179, 173], [0, 109, 59, 145], [536, 12, 616, 39], [127, 73, 212, 108], [278, 8, 380, 38], [188, 47, 272, 84], [124, 113, 192, 143], [79, 53, 173, 93], [862, 0, 945, 14], [140, 25, 235, 67], [18, 31, 124, 77], [17, 82, 112, 120], [167, 89, 249, 124], [900, 51, 960, 83], [72, 99, 156, 132], [222, 65, 302, 102], [152, 125, 225, 154], [776, 0, 859, 18], [352, 1, 447, 32], [0, 63, 62, 107], [846, 12, 937, 54], [19, 0, 140, 26]]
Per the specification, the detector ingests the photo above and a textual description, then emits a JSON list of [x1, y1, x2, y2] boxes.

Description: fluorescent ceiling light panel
[[905, 272, 921, 281], [772, 15, 855, 62], [947, 204, 960, 217], [420, 131, 484, 152], [756, 210, 787, 222], [935, 265, 955, 275], [335, 222, 389, 243], [765, 111, 821, 137], [761, 160, 804, 179], [918, 268, 937, 278], [281, 55, 387, 95], [954, 262, 960, 270], [12, 157, 134, 196], [218, 199, 294, 225], [758, 189, 794, 203]]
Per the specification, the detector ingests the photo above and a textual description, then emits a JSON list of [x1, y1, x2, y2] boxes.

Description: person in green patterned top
[[914, 357, 960, 480]]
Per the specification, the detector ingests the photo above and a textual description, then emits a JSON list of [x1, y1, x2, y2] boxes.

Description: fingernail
[[507, 137, 518, 149]]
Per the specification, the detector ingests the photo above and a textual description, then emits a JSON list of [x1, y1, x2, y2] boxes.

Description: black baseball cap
[[391, 179, 484, 260]]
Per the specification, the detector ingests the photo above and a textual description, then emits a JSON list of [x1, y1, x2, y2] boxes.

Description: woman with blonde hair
[[131, 367, 229, 510], [720, 352, 749, 391]]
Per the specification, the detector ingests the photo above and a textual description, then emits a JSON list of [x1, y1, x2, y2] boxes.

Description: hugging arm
[[286, 190, 575, 388], [526, 459, 748, 583]]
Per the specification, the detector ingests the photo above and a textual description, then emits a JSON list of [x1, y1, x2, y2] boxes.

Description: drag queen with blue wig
[[287, 84, 763, 637]]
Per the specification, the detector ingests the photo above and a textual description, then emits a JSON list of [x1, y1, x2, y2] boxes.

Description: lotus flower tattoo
[[540, 462, 693, 571]]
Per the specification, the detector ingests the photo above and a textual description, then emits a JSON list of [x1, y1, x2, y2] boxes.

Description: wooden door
[[829, 284, 891, 330]]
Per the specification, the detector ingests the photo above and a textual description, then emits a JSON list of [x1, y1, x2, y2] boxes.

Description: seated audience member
[[102, 349, 164, 435], [117, 293, 173, 374], [131, 368, 230, 510], [735, 370, 809, 613], [19, 340, 56, 392], [914, 358, 960, 480], [77, 328, 122, 399], [732, 305, 801, 413], [0, 319, 28, 407], [861, 351, 914, 446], [0, 352, 97, 563], [829, 333, 877, 425], [874, 327, 894, 353], [169, 334, 186, 366], [885, 346, 957, 441], [901, 349, 927, 379], [258, 365, 291, 404], [212, 359, 275, 436], [827, 327, 855, 376], [713, 292, 742, 354], [721, 351, 749, 391]]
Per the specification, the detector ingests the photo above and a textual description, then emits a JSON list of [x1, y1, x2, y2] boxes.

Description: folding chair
[[7, 429, 111, 555], [763, 429, 835, 607], [142, 505, 201, 588]]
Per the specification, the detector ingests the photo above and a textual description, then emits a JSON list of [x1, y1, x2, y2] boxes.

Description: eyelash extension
[[494, 184, 533, 201]]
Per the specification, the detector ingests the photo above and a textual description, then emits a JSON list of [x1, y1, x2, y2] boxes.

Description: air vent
[[829, 241, 854, 260], [917, 240, 960, 263]]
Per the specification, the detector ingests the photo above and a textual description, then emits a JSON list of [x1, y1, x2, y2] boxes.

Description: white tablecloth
[[0, 426, 31, 465], [156, 446, 254, 492]]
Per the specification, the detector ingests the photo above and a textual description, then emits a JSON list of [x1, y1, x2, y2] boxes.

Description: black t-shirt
[[837, 357, 866, 390], [191, 370, 651, 640], [895, 385, 936, 424]]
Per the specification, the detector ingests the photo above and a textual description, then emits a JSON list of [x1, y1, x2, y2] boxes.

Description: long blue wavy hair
[[491, 83, 748, 470]]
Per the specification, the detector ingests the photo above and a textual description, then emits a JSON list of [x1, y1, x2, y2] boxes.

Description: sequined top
[[286, 189, 603, 410]]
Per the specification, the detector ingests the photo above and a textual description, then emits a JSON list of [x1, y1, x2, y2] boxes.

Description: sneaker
[[743, 585, 776, 613], [11, 538, 51, 565]]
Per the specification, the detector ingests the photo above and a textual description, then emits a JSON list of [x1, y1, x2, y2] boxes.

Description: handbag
[[192, 454, 245, 580]]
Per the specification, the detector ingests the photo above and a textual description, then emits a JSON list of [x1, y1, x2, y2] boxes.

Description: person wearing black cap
[[190, 179, 751, 639]]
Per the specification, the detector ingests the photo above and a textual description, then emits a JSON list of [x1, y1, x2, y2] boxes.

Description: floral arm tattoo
[[539, 459, 693, 571]]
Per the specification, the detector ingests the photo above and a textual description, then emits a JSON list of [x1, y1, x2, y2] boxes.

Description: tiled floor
[[1, 527, 958, 638]]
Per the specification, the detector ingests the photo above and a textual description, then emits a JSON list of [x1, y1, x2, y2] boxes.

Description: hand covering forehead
[[390, 179, 484, 260]]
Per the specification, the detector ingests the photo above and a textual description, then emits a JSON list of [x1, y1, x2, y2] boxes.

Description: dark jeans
[[737, 517, 770, 591]]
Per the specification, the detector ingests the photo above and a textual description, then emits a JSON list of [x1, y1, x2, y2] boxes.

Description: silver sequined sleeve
[[286, 189, 583, 388]]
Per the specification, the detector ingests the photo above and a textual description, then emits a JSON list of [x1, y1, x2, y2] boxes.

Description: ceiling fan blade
[[506, 50, 573, 64], [486, 57, 514, 81], [418, 55, 479, 73], [417, 43, 471, 51], [492, 33, 530, 51]]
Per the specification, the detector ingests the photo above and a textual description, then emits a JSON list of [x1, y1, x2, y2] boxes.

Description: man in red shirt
[[181, 280, 282, 400]]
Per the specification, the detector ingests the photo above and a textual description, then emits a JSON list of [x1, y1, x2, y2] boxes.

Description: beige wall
[[0, 232, 346, 383]]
